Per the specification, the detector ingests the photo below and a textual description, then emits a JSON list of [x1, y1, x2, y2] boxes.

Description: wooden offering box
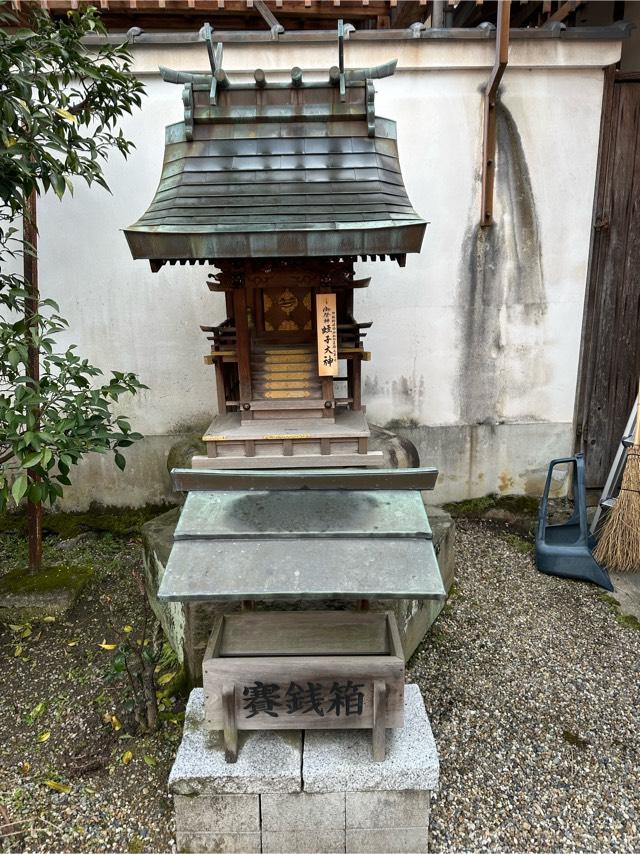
[[203, 611, 404, 763]]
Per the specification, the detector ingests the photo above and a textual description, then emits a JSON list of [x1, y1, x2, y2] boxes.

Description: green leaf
[[22, 452, 42, 468], [51, 172, 66, 199], [12, 475, 28, 505], [114, 452, 126, 471]]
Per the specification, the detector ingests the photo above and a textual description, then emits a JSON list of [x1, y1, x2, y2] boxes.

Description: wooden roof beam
[[549, 1, 583, 24]]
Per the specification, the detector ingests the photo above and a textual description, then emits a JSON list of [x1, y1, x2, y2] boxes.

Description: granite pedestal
[[170, 685, 439, 853]]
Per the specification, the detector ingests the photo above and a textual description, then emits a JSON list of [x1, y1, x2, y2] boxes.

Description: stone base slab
[[142, 503, 454, 685], [170, 685, 438, 853]]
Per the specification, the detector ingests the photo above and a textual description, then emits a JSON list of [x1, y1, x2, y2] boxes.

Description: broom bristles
[[594, 447, 640, 572]]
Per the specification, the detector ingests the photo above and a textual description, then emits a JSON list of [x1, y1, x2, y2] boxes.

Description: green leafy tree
[[0, 4, 146, 571]]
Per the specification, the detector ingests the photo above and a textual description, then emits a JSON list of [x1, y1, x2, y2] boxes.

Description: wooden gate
[[574, 68, 640, 488]]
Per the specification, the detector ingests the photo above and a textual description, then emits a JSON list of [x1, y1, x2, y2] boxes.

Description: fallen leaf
[[98, 641, 117, 651], [44, 779, 71, 794], [110, 715, 122, 731], [143, 754, 157, 767], [14, 644, 23, 657], [121, 751, 133, 765], [68, 640, 78, 647], [37, 731, 51, 743], [123, 625, 134, 634], [29, 702, 46, 722], [157, 671, 176, 686], [43, 616, 56, 623], [21, 626, 32, 638], [8, 624, 24, 632], [20, 761, 30, 774]]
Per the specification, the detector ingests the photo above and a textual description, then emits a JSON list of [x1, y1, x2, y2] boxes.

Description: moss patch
[[498, 533, 535, 555], [383, 417, 420, 431], [0, 562, 93, 621], [444, 496, 497, 516], [444, 493, 539, 519], [599, 593, 640, 631], [0, 504, 170, 539], [0, 562, 91, 597]]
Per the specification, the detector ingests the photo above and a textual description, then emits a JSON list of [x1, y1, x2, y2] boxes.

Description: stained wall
[[36, 35, 622, 506]]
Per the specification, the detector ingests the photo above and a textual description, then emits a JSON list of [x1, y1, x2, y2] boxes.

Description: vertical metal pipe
[[432, 0, 445, 28], [480, 0, 511, 226]]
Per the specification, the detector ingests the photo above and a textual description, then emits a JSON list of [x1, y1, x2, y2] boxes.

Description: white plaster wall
[[36, 37, 620, 507]]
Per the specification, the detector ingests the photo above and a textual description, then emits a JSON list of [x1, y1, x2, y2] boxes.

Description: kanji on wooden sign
[[316, 293, 338, 377]]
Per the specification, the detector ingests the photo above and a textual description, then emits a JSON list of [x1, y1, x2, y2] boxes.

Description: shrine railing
[[337, 318, 371, 351], [201, 319, 237, 352]]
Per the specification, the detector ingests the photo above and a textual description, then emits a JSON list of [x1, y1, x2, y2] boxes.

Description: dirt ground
[[0, 523, 179, 853]]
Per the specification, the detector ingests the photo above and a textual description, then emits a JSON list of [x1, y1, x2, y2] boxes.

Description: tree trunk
[[141, 660, 159, 732], [24, 190, 42, 575]]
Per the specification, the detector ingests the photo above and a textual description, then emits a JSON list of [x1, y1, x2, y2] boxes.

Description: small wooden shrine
[[126, 26, 441, 764], [125, 24, 426, 469]]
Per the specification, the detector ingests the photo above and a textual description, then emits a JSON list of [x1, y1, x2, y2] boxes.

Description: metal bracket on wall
[[480, 0, 511, 227], [254, 0, 285, 39]]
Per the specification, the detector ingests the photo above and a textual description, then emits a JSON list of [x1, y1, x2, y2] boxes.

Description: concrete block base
[[170, 685, 439, 853]]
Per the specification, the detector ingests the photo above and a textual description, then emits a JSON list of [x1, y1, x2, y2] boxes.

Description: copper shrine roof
[[124, 28, 426, 267]]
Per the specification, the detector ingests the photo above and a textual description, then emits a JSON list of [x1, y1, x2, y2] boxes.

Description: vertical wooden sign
[[316, 293, 338, 377]]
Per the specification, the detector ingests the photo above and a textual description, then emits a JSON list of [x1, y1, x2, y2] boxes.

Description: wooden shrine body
[[197, 258, 381, 468]]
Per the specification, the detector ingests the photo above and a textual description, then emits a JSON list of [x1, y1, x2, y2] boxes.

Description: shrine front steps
[[250, 345, 323, 404], [195, 410, 383, 470], [170, 685, 439, 854]]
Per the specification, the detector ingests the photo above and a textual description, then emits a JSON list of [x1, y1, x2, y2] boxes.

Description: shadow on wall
[[459, 100, 547, 425]]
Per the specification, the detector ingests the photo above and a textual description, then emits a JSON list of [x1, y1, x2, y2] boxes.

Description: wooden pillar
[[214, 360, 227, 415], [233, 286, 252, 413], [352, 356, 362, 411]]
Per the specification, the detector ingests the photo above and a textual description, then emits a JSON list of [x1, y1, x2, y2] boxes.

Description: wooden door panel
[[262, 287, 313, 334], [576, 72, 640, 487]]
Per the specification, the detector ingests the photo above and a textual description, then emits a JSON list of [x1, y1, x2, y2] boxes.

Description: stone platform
[[171, 685, 439, 853]]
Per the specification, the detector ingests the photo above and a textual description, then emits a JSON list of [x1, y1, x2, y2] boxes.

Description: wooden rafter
[[549, 0, 583, 23]]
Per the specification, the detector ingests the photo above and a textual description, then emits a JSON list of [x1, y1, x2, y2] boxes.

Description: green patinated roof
[[125, 63, 426, 267]]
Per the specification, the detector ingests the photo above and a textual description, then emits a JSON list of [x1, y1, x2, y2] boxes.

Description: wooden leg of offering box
[[372, 679, 387, 762], [222, 683, 238, 764]]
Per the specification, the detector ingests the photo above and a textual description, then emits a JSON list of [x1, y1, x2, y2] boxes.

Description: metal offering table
[[160, 487, 442, 602]]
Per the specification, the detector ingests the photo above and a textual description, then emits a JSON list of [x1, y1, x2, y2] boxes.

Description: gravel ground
[[409, 520, 640, 853], [1, 518, 639, 853]]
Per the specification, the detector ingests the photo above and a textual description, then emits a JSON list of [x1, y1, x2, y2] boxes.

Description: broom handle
[[635, 380, 640, 446]]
